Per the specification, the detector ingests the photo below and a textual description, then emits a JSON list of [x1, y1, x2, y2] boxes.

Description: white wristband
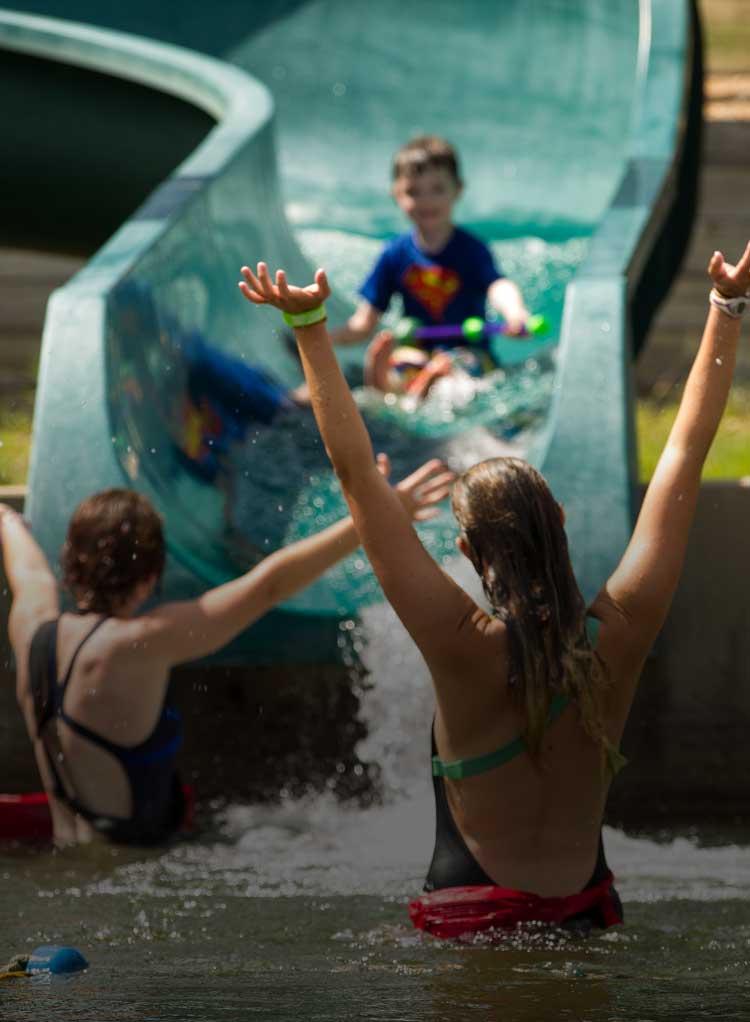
[[709, 288, 749, 319]]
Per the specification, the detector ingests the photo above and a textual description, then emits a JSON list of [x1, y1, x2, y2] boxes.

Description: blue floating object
[[27, 945, 88, 975]]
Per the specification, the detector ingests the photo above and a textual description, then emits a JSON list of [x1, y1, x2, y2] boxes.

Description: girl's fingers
[[402, 459, 446, 488], [736, 240, 750, 277], [422, 487, 454, 506], [314, 268, 332, 301], [240, 265, 263, 293], [423, 484, 453, 503], [256, 262, 275, 296], [242, 263, 331, 308], [420, 471, 457, 493], [414, 508, 440, 522], [238, 281, 266, 304], [376, 452, 391, 478], [276, 269, 292, 300], [708, 251, 723, 279]]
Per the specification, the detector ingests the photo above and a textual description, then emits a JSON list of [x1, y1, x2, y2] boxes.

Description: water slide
[[1, 2, 700, 666]]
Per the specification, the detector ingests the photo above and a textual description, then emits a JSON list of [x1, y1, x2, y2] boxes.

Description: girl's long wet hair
[[452, 458, 609, 761], [61, 489, 165, 615]]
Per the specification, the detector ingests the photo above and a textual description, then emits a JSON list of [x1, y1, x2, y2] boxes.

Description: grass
[[637, 385, 750, 482], [699, 0, 750, 73], [1, 387, 747, 487], [0, 400, 33, 487]]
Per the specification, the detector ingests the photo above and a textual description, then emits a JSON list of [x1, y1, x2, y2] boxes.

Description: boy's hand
[[503, 307, 531, 336], [239, 263, 331, 314], [708, 242, 750, 297], [376, 454, 455, 521]]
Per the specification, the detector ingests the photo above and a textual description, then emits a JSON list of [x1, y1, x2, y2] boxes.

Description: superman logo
[[402, 264, 461, 321]]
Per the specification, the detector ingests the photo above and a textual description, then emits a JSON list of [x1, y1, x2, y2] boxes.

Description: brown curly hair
[[61, 489, 165, 614], [451, 458, 610, 762], [392, 135, 462, 185]]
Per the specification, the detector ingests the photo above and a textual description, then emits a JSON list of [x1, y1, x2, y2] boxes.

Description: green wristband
[[282, 305, 327, 328]]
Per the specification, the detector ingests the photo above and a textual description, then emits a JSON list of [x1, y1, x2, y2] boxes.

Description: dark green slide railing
[[0, 2, 699, 664]]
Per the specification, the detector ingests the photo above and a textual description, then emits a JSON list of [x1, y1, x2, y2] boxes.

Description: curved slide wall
[[1, 3, 697, 664]]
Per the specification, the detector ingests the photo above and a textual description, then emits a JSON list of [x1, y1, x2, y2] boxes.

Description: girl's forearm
[[667, 306, 741, 457], [252, 513, 360, 607], [195, 512, 360, 635], [294, 321, 376, 488], [0, 508, 53, 592]]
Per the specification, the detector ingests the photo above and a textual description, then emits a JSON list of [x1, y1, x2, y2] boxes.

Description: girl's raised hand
[[239, 263, 331, 315], [708, 242, 750, 297]]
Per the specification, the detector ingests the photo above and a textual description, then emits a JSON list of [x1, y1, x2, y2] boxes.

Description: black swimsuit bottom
[[29, 617, 185, 846], [424, 732, 623, 930]]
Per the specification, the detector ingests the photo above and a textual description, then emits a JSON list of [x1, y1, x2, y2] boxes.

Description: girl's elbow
[[333, 461, 355, 492]]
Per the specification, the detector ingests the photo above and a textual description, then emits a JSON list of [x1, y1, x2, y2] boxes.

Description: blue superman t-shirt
[[360, 227, 502, 325]]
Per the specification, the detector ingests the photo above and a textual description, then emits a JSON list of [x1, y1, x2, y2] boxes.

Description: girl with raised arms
[[1, 459, 451, 847], [240, 242, 750, 935]]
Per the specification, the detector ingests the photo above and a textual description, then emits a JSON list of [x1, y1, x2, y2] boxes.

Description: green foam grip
[[461, 317, 486, 343], [526, 313, 549, 337]]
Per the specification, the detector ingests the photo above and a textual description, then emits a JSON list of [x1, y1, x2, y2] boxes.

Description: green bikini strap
[[432, 617, 601, 782], [432, 693, 570, 780]]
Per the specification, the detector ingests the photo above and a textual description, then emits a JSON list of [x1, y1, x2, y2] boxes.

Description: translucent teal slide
[[0, 2, 700, 664]]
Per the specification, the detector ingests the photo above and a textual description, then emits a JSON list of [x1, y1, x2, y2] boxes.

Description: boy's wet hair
[[392, 135, 461, 184], [61, 488, 165, 614]]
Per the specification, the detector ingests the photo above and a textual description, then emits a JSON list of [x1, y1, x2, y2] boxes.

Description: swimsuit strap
[[32, 616, 107, 814], [432, 693, 570, 780], [50, 615, 179, 762], [59, 713, 183, 764], [57, 616, 108, 693], [432, 615, 604, 782]]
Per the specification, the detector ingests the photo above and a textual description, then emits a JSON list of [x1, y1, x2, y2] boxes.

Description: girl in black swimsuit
[[1, 463, 451, 847]]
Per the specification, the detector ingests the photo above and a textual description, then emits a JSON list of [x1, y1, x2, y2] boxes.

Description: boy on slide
[[328, 135, 532, 399]]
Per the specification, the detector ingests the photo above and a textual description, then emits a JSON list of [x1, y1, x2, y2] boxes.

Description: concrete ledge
[[609, 480, 750, 824], [703, 119, 750, 165], [0, 486, 26, 508]]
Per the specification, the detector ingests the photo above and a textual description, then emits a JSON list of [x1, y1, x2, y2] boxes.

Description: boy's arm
[[0, 505, 59, 654], [487, 277, 530, 335], [328, 300, 382, 346]]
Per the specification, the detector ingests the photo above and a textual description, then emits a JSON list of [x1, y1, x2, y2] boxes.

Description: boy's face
[[392, 167, 461, 233]]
